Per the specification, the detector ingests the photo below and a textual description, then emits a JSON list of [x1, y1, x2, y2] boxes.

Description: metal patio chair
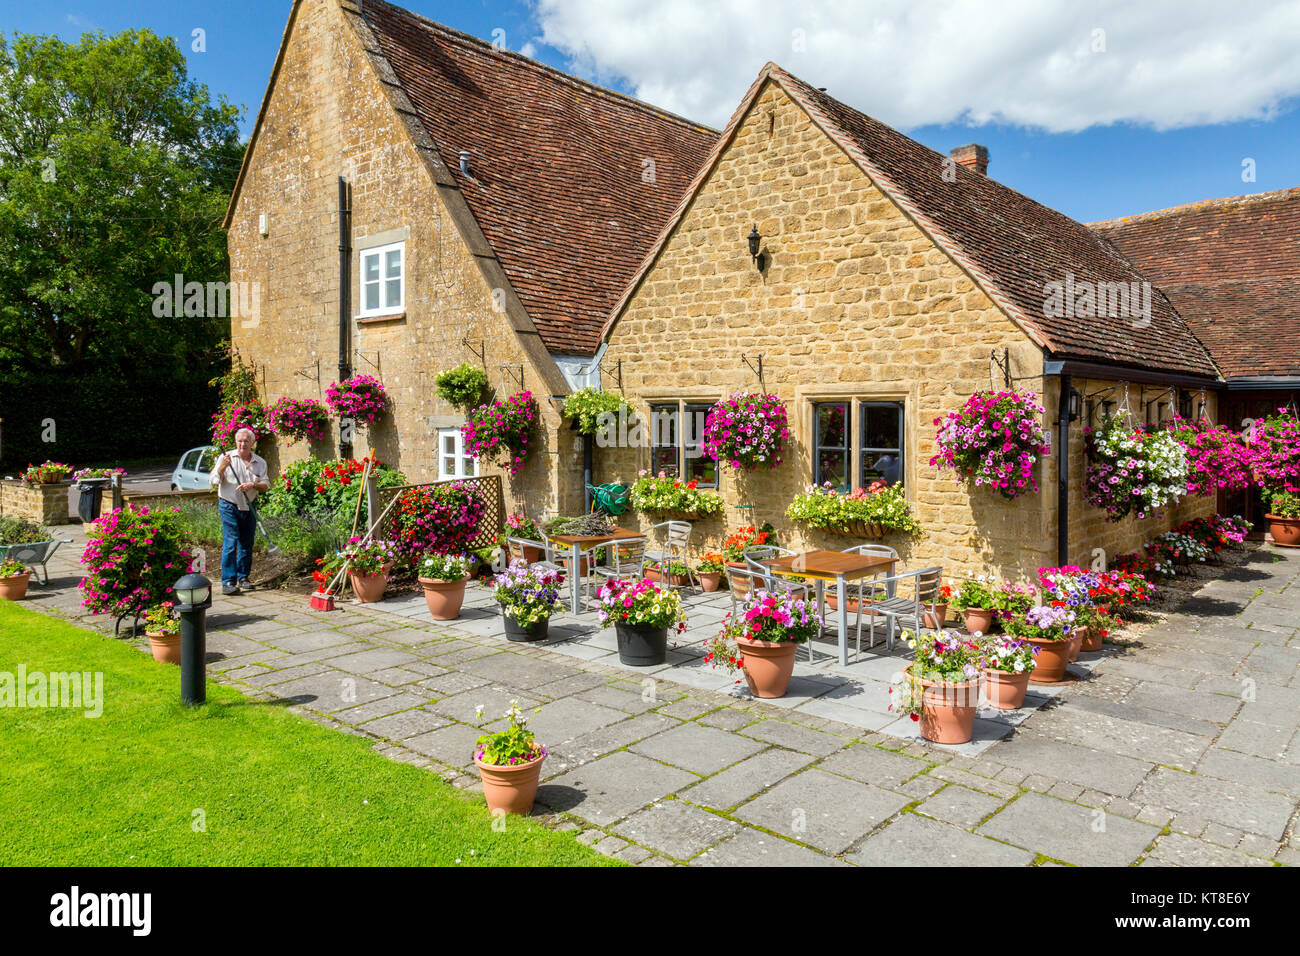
[[859, 566, 944, 654], [643, 520, 692, 591]]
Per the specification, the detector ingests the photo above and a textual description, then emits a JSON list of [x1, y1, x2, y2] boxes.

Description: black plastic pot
[[76, 478, 110, 523], [503, 613, 549, 642], [615, 621, 668, 666]]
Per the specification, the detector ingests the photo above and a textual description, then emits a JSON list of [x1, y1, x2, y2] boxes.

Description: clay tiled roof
[[606, 63, 1220, 380], [360, 0, 716, 355], [1091, 189, 1300, 379]]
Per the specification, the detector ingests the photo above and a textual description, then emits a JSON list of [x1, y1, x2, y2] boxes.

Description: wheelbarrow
[[0, 537, 74, 585], [587, 482, 631, 516]]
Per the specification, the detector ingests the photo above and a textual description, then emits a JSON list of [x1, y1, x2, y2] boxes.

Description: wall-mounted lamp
[[747, 225, 762, 268], [1068, 387, 1082, 422]]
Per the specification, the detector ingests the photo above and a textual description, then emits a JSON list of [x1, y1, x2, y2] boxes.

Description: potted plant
[[786, 481, 923, 538], [595, 578, 687, 666], [142, 602, 182, 664], [721, 525, 773, 594], [18, 460, 73, 486], [435, 362, 491, 412], [462, 391, 538, 476], [1039, 566, 1116, 653], [979, 635, 1037, 709], [930, 389, 1051, 499], [697, 551, 725, 592], [628, 470, 724, 520], [493, 560, 563, 641], [951, 577, 998, 634], [890, 629, 984, 744], [318, 538, 396, 603], [417, 552, 472, 620], [1263, 489, 1300, 548], [473, 700, 548, 816], [1004, 604, 1077, 683], [501, 513, 543, 561], [925, 584, 952, 629], [562, 386, 633, 435], [701, 392, 789, 471], [643, 559, 661, 583], [0, 558, 30, 601], [325, 374, 388, 426], [704, 589, 821, 698], [390, 482, 486, 565]]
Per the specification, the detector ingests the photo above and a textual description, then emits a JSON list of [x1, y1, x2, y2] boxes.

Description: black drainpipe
[[1056, 373, 1071, 567], [338, 176, 353, 459]]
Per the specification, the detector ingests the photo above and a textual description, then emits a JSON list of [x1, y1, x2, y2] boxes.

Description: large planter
[[909, 666, 979, 744], [418, 577, 466, 620], [0, 572, 30, 601], [147, 630, 182, 665], [614, 621, 668, 666], [737, 636, 798, 698], [503, 612, 549, 642], [1266, 514, 1300, 548], [348, 570, 388, 603], [1078, 626, 1103, 653], [1026, 636, 1073, 683], [698, 571, 722, 593], [982, 668, 1031, 710], [962, 608, 993, 634], [475, 753, 546, 816]]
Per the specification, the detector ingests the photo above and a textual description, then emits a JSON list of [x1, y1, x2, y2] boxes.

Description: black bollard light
[[173, 572, 212, 706]]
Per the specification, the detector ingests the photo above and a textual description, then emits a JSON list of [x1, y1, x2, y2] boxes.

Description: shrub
[[562, 387, 632, 436], [702, 392, 788, 470], [435, 363, 490, 411], [390, 482, 486, 562], [325, 374, 388, 426], [0, 516, 51, 544], [930, 389, 1050, 500], [259, 456, 406, 523], [78, 506, 196, 618], [462, 391, 537, 476], [266, 397, 330, 445]]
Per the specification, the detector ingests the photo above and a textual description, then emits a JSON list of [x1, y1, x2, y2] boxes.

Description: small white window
[[359, 241, 404, 316], [437, 428, 478, 480]]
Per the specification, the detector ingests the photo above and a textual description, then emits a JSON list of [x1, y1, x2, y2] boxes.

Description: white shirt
[[211, 451, 269, 511]]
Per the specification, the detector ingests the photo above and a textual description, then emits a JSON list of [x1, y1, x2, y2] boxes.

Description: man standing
[[211, 428, 271, 596]]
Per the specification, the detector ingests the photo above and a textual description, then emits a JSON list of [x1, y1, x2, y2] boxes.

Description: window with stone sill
[[813, 399, 905, 491]]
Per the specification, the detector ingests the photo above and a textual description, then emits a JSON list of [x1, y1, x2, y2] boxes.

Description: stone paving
[[18, 529, 1300, 867]]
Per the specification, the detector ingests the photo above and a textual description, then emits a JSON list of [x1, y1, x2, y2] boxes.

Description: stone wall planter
[[1, 480, 71, 526]]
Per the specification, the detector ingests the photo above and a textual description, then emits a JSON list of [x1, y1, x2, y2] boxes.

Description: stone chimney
[[949, 144, 989, 176]]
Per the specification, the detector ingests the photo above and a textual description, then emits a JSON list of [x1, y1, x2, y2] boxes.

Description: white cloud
[[535, 0, 1300, 132], [520, 41, 538, 59]]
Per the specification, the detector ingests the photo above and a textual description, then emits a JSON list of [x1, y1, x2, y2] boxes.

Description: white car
[[171, 446, 219, 490]]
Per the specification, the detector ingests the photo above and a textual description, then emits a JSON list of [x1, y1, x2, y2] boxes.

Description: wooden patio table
[[546, 527, 647, 614], [764, 550, 897, 666]]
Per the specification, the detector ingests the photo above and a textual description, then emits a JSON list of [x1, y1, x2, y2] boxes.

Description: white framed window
[[359, 241, 404, 316], [437, 428, 478, 480]]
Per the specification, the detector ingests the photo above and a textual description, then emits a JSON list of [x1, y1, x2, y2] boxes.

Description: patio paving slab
[[978, 792, 1161, 866], [914, 785, 1009, 829], [403, 723, 483, 769], [734, 768, 911, 855], [628, 721, 766, 776], [847, 812, 1035, 867], [739, 719, 847, 756], [357, 708, 451, 741], [679, 748, 817, 811], [692, 827, 848, 867], [612, 800, 742, 861], [816, 743, 931, 790], [1132, 767, 1296, 840], [538, 751, 699, 826], [984, 733, 1157, 797]]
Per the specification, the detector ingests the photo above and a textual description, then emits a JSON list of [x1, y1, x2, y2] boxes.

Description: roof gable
[[604, 63, 1219, 380], [1091, 189, 1300, 378]]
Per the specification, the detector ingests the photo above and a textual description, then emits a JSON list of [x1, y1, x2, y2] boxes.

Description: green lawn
[[0, 602, 612, 866]]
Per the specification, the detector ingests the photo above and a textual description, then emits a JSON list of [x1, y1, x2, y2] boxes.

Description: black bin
[[77, 478, 110, 523]]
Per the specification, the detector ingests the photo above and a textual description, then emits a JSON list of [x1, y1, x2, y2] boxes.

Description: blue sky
[[5, 0, 1298, 223]]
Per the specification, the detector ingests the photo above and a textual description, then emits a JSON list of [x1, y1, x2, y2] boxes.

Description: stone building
[[223, 0, 714, 513]]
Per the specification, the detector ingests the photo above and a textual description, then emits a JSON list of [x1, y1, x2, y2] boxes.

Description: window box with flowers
[[596, 578, 687, 666], [702, 392, 789, 471], [703, 588, 821, 698], [629, 470, 724, 520], [325, 374, 388, 427], [644, 559, 691, 587], [930, 389, 1050, 500], [462, 391, 538, 477], [266, 396, 330, 445], [1084, 414, 1188, 521], [785, 481, 922, 538], [889, 629, 984, 744]]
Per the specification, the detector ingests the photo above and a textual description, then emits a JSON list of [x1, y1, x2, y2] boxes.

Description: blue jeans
[[219, 499, 255, 584]]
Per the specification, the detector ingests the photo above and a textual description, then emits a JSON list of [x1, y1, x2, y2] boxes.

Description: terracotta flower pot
[[737, 636, 798, 698], [0, 572, 30, 601], [348, 570, 388, 603], [909, 666, 979, 744], [699, 571, 722, 592], [725, 561, 750, 595], [982, 667, 1031, 710], [669, 572, 691, 587], [1026, 636, 1073, 683], [614, 621, 668, 666], [924, 603, 949, 630], [1066, 631, 1083, 662], [418, 577, 466, 620], [962, 608, 993, 634], [475, 753, 546, 816], [147, 630, 182, 665], [563, 556, 591, 576], [520, 543, 543, 563], [824, 591, 862, 614], [1266, 515, 1300, 548], [1078, 626, 1103, 653], [503, 613, 549, 642]]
